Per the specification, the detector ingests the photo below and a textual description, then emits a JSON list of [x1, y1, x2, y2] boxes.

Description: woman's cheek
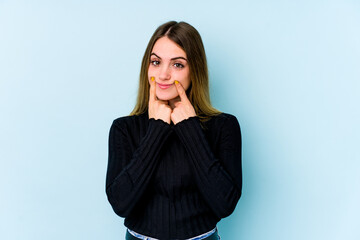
[[148, 68, 160, 81], [147, 71, 154, 83], [179, 77, 191, 91]]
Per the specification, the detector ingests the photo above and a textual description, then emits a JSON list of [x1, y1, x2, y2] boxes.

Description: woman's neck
[[168, 96, 181, 110]]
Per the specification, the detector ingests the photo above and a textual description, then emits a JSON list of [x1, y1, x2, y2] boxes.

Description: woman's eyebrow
[[151, 53, 187, 61], [171, 56, 188, 61]]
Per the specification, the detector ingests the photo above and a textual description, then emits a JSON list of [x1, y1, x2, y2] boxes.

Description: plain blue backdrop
[[1, 0, 359, 239]]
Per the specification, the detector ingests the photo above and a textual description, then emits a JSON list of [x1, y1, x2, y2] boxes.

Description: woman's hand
[[171, 81, 197, 125], [148, 77, 172, 124]]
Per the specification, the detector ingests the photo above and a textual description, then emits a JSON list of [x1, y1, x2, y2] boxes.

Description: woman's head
[[131, 21, 220, 119], [148, 36, 191, 101]]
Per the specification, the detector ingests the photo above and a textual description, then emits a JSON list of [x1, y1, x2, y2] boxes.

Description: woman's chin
[[156, 94, 177, 101]]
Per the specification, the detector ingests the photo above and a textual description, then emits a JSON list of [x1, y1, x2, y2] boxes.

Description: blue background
[[1, 0, 359, 239]]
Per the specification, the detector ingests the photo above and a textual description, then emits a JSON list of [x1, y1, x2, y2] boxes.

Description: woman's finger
[[173, 101, 181, 108], [149, 76, 156, 102], [174, 80, 189, 102]]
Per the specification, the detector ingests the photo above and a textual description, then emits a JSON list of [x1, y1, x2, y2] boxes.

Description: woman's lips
[[157, 83, 173, 89]]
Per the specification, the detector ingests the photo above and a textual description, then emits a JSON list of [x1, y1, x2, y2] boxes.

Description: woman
[[106, 21, 242, 240]]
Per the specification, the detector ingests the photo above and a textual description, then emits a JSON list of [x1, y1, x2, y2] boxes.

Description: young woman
[[106, 21, 242, 240]]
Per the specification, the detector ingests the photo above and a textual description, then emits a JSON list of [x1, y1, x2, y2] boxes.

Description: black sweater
[[106, 112, 242, 239]]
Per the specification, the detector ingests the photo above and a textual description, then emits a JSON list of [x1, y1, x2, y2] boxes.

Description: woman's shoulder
[[208, 112, 241, 138], [111, 112, 148, 128], [202, 112, 240, 133], [207, 112, 239, 126]]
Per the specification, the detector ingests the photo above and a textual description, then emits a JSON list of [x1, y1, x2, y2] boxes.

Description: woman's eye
[[151, 60, 160, 66], [174, 63, 184, 68]]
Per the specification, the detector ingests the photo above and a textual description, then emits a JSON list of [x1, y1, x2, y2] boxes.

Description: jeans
[[125, 228, 220, 240]]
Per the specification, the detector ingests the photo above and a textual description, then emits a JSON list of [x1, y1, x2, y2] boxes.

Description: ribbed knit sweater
[[106, 112, 242, 239]]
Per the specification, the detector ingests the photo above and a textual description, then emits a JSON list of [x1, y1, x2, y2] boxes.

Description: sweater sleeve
[[173, 115, 242, 219], [105, 118, 172, 218]]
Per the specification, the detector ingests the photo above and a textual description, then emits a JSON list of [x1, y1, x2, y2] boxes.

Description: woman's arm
[[173, 114, 242, 219], [105, 117, 172, 218]]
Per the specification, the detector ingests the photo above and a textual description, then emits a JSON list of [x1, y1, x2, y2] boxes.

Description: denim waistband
[[127, 227, 217, 240]]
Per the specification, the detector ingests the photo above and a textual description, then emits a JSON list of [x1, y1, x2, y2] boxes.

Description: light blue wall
[[1, 0, 359, 239]]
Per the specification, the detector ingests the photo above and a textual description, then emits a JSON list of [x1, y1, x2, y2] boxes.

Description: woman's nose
[[158, 65, 171, 81]]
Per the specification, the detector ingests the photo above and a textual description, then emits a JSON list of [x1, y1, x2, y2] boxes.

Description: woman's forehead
[[151, 37, 187, 59]]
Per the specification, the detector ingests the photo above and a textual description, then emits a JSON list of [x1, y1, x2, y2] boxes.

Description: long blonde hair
[[130, 21, 221, 121]]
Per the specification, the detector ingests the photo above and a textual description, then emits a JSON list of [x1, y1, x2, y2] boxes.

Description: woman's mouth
[[157, 83, 173, 89]]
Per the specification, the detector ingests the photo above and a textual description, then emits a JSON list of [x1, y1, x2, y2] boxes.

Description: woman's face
[[148, 36, 190, 101]]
